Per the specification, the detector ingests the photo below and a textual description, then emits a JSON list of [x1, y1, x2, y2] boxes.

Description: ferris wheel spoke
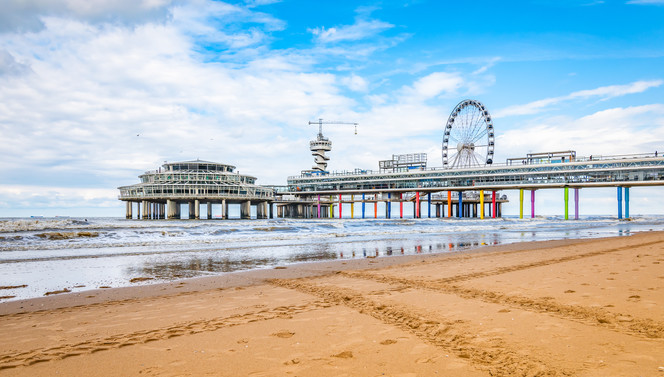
[[468, 114, 485, 141], [471, 128, 489, 143], [447, 151, 459, 166], [466, 113, 478, 141], [471, 152, 482, 166]]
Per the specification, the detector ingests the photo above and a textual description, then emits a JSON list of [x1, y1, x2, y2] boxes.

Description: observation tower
[[118, 160, 273, 219]]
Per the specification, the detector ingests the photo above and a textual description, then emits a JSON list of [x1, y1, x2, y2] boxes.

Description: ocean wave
[[34, 231, 100, 240]]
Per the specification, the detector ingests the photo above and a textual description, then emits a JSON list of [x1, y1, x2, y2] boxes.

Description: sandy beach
[[1, 232, 663, 376]]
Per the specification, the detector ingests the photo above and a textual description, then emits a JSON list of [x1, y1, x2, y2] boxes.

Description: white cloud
[[627, 0, 664, 4], [309, 19, 394, 43], [0, 0, 178, 33], [0, 3, 356, 209], [495, 80, 663, 117], [401, 72, 465, 101], [342, 74, 369, 92], [0, 185, 119, 209], [497, 104, 664, 161]]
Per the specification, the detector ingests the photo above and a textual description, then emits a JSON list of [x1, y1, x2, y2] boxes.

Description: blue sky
[[1, 0, 664, 217]]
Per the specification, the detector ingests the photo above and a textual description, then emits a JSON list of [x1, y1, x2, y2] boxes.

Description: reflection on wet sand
[[125, 239, 503, 282]]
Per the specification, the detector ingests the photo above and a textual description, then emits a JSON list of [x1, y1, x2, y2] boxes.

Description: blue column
[[625, 187, 630, 219], [362, 193, 365, 219], [617, 186, 623, 219], [458, 192, 463, 218], [427, 193, 431, 218], [387, 193, 392, 218]]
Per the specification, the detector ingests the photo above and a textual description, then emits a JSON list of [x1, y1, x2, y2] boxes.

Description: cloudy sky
[[1, 0, 664, 217]]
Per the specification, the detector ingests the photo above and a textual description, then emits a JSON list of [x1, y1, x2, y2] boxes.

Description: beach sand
[[1, 232, 663, 376]]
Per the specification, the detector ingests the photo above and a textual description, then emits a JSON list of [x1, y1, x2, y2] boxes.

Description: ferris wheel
[[442, 99, 495, 169]]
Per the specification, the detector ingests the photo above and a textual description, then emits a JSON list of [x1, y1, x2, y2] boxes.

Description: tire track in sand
[[420, 239, 664, 285], [0, 300, 330, 370], [341, 270, 664, 339], [273, 278, 572, 377], [339, 239, 664, 339]]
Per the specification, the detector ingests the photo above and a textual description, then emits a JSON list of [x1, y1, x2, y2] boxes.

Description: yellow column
[[351, 195, 354, 219], [519, 189, 524, 219], [480, 190, 484, 219]]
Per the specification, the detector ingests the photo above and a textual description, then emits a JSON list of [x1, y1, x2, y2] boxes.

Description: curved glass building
[[118, 160, 273, 219]]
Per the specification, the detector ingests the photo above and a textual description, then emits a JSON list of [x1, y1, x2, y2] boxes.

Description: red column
[[415, 192, 420, 218], [492, 191, 497, 219]]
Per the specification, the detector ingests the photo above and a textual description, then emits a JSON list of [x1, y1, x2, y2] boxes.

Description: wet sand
[[0, 233, 663, 376]]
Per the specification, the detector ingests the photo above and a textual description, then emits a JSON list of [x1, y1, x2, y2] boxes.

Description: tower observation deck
[[118, 160, 274, 219]]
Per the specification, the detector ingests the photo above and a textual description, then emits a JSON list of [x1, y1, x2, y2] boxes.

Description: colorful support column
[[351, 195, 354, 219], [531, 190, 536, 218], [458, 192, 463, 218], [479, 190, 484, 219], [519, 189, 524, 219], [339, 194, 342, 219], [330, 195, 334, 218], [617, 186, 623, 219], [387, 193, 392, 218], [400, 193, 403, 218], [625, 187, 630, 219], [374, 198, 378, 219], [415, 192, 420, 218], [564, 187, 569, 220], [492, 191, 497, 219], [317, 194, 321, 218], [447, 191, 452, 217], [362, 193, 366, 219], [427, 193, 431, 218], [574, 188, 579, 220]]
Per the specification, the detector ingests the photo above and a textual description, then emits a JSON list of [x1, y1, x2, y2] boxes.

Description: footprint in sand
[[564, 290, 576, 293], [379, 339, 397, 345], [272, 330, 295, 338], [332, 351, 353, 359]]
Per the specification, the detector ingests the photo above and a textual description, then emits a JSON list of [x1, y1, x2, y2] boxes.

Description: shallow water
[[1, 215, 663, 301]]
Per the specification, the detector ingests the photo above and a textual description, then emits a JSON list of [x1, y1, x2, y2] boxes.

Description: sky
[[1, 0, 664, 217]]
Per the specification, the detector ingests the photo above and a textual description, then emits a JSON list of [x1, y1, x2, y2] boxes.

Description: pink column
[[492, 191, 497, 219], [574, 188, 579, 220], [531, 190, 536, 218]]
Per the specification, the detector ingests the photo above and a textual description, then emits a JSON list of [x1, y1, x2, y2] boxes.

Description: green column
[[564, 187, 569, 220]]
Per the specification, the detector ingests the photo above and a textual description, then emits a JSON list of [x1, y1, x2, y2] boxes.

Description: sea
[[2, 215, 664, 302]]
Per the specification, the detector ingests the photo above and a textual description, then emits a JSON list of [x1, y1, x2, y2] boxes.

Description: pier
[[282, 152, 664, 220]]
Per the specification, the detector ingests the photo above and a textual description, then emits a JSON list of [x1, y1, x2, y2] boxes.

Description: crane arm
[[308, 118, 359, 137]]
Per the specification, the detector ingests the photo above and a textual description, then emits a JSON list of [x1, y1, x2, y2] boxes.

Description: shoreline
[[0, 235, 628, 315]]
